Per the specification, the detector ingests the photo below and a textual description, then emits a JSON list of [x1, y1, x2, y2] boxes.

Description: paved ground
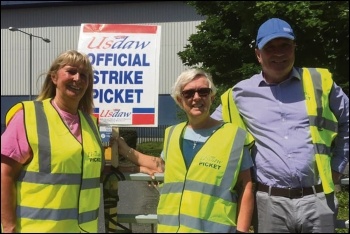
[[99, 180, 159, 233], [117, 180, 159, 233]]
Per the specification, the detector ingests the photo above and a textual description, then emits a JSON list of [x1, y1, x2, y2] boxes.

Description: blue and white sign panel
[[78, 24, 161, 127]]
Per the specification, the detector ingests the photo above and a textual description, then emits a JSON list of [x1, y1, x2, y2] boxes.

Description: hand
[[332, 170, 343, 184], [139, 157, 164, 177], [109, 136, 130, 156], [140, 157, 164, 191], [149, 156, 165, 174], [148, 178, 163, 192]]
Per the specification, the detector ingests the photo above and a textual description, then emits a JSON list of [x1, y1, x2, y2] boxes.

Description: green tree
[[178, 1, 349, 96]]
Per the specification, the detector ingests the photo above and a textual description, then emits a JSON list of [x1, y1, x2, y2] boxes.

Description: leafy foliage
[[137, 141, 163, 156], [179, 1, 349, 95], [119, 128, 138, 149], [335, 189, 349, 233]]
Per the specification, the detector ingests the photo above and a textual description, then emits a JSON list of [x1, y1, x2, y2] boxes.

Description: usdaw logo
[[93, 108, 99, 124], [132, 108, 155, 125]]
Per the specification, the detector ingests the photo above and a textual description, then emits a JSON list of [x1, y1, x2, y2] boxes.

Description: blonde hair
[[36, 50, 94, 114], [171, 68, 217, 106]]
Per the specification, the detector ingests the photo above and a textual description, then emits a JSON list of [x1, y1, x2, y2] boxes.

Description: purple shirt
[[211, 67, 349, 188]]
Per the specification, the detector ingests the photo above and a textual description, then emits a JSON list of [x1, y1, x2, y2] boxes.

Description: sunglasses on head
[[181, 88, 212, 99]]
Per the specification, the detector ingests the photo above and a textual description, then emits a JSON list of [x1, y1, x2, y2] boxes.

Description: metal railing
[[120, 125, 169, 144]]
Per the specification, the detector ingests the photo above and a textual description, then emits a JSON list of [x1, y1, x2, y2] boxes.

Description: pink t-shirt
[[1, 103, 81, 164]]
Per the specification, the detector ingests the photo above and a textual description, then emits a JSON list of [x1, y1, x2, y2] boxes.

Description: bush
[[119, 128, 138, 149], [137, 141, 163, 157]]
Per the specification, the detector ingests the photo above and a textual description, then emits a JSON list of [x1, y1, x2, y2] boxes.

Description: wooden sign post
[[111, 127, 119, 168], [103, 127, 120, 232]]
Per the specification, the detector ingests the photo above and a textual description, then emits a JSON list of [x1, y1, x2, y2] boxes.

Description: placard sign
[[78, 24, 161, 128]]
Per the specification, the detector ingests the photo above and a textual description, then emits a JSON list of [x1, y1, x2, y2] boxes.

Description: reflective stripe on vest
[[221, 88, 255, 147], [302, 68, 338, 194], [7, 99, 103, 232], [157, 122, 246, 233]]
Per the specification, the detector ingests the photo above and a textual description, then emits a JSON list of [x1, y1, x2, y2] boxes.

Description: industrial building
[[1, 1, 206, 136]]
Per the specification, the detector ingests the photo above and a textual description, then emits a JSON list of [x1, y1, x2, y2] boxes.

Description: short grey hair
[[171, 68, 217, 106]]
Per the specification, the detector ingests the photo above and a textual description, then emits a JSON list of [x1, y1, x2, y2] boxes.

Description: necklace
[[192, 135, 202, 149]]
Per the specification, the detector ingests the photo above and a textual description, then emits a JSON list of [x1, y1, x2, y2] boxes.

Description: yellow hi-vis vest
[[6, 99, 104, 233], [221, 88, 255, 147], [157, 122, 247, 233], [220, 68, 338, 194], [302, 68, 338, 194]]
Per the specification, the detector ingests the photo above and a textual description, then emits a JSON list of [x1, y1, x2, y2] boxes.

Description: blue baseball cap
[[256, 18, 295, 49]]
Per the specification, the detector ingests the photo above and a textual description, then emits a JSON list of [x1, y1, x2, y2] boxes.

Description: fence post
[[103, 127, 120, 232]]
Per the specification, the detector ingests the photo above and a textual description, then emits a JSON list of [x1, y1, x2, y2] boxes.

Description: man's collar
[[259, 67, 300, 86]]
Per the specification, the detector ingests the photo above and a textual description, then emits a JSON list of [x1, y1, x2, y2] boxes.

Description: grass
[[336, 186, 349, 233]]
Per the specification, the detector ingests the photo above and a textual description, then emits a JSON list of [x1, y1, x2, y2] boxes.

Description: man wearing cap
[[212, 18, 349, 233]]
